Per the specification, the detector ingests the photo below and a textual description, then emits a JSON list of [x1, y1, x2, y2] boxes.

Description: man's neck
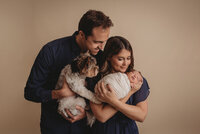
[[75, 34, 87, 53]]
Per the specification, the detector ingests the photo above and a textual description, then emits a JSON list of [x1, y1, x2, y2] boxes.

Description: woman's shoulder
[[131, 77, 150, 105], [141, 77, 150, 90]]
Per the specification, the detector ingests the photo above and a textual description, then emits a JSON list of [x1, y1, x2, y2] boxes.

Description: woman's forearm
[[90, 102, 117, 123], [90, 90, 134, 123], [109, 100, 148, 122]]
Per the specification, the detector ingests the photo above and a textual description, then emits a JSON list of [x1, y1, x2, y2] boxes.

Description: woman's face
[[110, 49, 131, 73]]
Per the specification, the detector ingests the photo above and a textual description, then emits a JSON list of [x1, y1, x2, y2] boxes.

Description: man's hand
[[52, 78, 75, 99], [60, 79, 75, 97], [61, 106, 86, 123]]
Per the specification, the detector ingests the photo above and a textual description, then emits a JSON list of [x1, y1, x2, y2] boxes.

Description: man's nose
[[98, 43, 104, 50]]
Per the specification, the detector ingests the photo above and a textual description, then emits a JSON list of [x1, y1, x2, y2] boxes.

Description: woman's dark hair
[[100, 36, 134, 76], [78, 10, 113, 38]]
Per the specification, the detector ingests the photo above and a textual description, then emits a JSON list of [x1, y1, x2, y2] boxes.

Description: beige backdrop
[[0, 0, 200, 134]]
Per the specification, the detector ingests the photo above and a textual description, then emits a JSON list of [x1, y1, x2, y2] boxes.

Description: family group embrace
[[25, 10, 150, 134]]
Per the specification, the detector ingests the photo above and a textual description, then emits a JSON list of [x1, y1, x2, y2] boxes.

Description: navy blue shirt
[[24, 32, 102, 134]]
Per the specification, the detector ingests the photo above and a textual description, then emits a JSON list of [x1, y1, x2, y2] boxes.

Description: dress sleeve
[[24, 45, 54, 103], [132, 77, 150, 105]]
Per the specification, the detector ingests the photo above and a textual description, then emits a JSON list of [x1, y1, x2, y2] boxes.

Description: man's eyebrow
[[93, 40, 104, 43]]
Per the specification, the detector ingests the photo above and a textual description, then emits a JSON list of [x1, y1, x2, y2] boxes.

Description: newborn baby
[[126, 70, 143, 91], [95, 70, 143, 99], [87, 70, 143, 126]]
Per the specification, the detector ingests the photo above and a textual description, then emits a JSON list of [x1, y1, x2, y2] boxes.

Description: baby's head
[[126, 70, 143, 90]]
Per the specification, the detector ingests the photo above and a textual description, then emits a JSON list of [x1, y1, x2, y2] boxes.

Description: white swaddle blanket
[[95, 72, 131, 99], [86, 72, 131, 126]]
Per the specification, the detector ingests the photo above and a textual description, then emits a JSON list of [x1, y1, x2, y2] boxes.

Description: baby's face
[[126, 71, 143, 88]]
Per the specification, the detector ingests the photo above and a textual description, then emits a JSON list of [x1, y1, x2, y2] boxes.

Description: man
[[24, 10, 113, 134]]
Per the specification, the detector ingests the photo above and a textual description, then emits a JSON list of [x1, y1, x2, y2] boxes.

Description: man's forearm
[[24, 86, 53, 103], [52, 85, 76, 100], [52, 89, 63, 100]]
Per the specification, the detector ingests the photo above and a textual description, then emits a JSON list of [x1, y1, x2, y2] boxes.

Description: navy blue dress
[[89, 77, 150, 134]]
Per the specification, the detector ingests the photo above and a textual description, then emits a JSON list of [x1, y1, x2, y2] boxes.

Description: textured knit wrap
[[96, 72, 131, 99]]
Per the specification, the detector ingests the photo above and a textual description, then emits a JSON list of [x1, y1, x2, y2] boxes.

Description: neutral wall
[[0, 0, 200, 134]]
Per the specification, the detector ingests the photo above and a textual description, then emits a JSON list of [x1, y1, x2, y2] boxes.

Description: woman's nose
[[123, 60, 127, 65]]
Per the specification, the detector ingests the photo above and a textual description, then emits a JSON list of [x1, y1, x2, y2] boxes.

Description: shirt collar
[[71, 31, 81, 54]]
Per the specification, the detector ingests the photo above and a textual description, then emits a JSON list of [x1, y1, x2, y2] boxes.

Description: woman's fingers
[[106, 84, 114, 92], [97, 82, 106, 96], [97, 82, 102, 94], [100, 82, 106, 95]]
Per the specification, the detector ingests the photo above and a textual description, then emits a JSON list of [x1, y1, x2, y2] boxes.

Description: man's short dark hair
[[78, 10, 113, 37]]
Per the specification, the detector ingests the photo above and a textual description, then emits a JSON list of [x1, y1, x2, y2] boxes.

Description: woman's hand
[[95, 82, 118, 104]]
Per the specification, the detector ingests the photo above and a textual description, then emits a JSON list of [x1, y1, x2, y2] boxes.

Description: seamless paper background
[[0, 0, 199, 134]]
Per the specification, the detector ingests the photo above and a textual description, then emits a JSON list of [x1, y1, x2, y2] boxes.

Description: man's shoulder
[[39, 35, 75, 56], [36, 35, 74, 61], [45, 35, 72, 48]]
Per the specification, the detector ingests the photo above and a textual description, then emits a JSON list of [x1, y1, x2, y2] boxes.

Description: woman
[[89, 36, 150, 134]]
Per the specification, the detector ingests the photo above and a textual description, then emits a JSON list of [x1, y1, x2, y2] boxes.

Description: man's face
[[84, 26, 110, 55]]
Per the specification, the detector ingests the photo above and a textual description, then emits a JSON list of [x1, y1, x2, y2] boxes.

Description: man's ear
[[79, 30, 85, 39], [107, 57, 111, 61]]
